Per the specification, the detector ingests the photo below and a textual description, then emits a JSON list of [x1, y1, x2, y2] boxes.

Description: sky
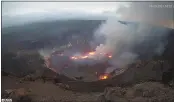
[[2, 2, 127, 16], [2, 2, 174, 29], [2, 2, 129, 27]]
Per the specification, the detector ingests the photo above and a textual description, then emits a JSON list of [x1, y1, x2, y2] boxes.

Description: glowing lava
[[81, 56, 88, 59], [99, 74, 109, 80], [88, 52, 95, 55], [71, 56, 78, 60], [108, 55, 112, 58], [70, 51, 112, 60]]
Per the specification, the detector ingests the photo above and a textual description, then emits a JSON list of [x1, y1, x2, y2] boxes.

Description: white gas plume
[[93, 17, 170, 69]]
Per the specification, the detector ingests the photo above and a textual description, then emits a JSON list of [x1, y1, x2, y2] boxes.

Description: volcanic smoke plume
[[93, 18, 170, 69]]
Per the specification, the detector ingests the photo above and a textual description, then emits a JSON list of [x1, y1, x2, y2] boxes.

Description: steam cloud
[[38, 48, 53, 57], [93, 17, 170, 69], [116, 2, 174, 29], [92, 2, 174, 72]]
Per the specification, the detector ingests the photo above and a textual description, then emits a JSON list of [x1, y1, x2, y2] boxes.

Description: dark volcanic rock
[[111, 60, 172, 86], [98, 82, 174, 102], [2, 88, 33, 102]]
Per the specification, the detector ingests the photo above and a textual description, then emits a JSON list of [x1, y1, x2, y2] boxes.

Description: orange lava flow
[[99, 74, 109, 80], [88, 51, 95, 55], [70, 51, 112, 60], [81, 56, 88, 59], [71, 56, 78, 60]]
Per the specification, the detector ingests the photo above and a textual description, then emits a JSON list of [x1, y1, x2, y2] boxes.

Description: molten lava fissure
[[88, 51, 95, 55], [70, 51, 112, 60], [81, 56, 88, 59], [99, 74, 109, 80]]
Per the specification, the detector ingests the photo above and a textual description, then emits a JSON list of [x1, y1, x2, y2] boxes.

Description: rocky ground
[[2, 75, 174, 102], [2, 75, 101, 102], [2, 60, 174, 102], [98, 82, 174, 102]]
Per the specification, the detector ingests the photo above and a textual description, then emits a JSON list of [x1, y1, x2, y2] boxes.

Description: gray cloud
[[116, 2, 174, 29]]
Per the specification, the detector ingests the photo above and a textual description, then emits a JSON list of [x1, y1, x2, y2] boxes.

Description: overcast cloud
[[116, 2, 174, 29], [2, 2, 126, 16], [2, 2, 174, 28]]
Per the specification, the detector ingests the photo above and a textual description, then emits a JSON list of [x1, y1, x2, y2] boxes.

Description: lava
[[88, 51, 95, 55], [81, 56, 88, 59], [108, 55, 112, 58], [71, 56, 78, 60], [99, 74, 109, 80], [70, 51, 112, 60]]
